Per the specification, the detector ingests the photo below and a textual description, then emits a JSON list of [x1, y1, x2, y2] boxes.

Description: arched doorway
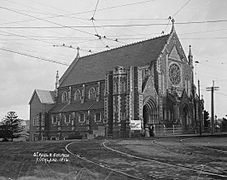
[[143, 97, 157, 128]]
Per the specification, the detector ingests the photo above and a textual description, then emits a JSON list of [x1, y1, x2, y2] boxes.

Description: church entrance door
[[143, 97, 157, 129]]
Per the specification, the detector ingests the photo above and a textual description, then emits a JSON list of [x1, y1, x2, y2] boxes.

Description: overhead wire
[[0, 5, 103, 53], [0, 0, 155, 26], [0, 6, 95, 36], [4, 0, 59, 16], [95, 18, 167, 21], [1, 19, 227, 29], [92, 0, 100, 18], [0, 3, 129, 48], [161, 0, 192, 33], [69, 0, 155, 18], [90, 0, 111, 49], [0, 0, 156, 50], [0, 47, 69, 66], [162, 16, 172, 34], [172, 0, 192, 17], [0, 29, 53, 45]]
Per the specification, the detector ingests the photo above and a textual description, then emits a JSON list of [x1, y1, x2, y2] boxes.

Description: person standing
[[145, 124, 150, 137], [149, 125, 154, 137]]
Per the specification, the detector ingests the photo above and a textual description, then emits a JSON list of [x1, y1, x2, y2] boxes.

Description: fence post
[[163, 124, 166, 135], [154, 124, 156, 135], [173, 125, 175, 135]]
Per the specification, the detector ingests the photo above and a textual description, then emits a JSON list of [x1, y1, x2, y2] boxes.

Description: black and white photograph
[[0, 0, 227, 179]]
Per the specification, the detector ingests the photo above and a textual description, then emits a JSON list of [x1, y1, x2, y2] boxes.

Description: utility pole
[[198, 80, 202, 135], [206, 81, 219, 134]]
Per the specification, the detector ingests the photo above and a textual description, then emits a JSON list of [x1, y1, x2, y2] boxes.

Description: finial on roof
[[76, 47, 80, 59], [188, 45, 193, 66], [77, 46, 80, 53], [56, 70, 59, 79], [171, 18, 175, 33], [189, 45, 192, 56], [55, 70, 59, 97]]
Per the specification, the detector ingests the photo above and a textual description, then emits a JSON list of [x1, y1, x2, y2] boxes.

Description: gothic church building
[[29, 22, 203, 141]]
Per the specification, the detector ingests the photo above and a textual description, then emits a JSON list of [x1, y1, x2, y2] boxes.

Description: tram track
[[102, 139, 227, 179], [179, 137, 227, 154], [155, 138, 227, 175], [65, 141, 147, 180], [65, 140, 205, 179], [151, 138, 227, 175]]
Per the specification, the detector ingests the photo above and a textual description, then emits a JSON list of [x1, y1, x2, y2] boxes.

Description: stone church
[[29, 21, 203, 141]]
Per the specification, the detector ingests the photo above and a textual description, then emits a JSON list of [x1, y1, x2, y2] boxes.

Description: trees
[[204, 110, 210, 128], [222, 118, 227, 131], [0, 111, 24, 141]]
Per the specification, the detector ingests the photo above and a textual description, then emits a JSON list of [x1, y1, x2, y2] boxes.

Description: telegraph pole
[[206, 81, 219, 134], [198, 80, 202, 135]]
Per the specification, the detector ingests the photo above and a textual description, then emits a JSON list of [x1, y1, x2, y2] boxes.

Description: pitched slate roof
[[50, 100, 104, 113], [29, 89, 55, 104], [59, 34, 170, 87]]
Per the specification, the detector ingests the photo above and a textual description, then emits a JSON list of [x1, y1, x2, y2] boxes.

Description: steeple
[[55, 70, 59, 97], [188, 45, 193, 66]]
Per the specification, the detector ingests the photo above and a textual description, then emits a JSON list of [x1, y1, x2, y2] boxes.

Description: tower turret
[[188, 45, 193, 66], [55, 70, 59, 97]]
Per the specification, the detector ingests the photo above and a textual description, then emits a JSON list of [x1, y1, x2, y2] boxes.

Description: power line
[[162, 0, 192, 33], [0, 5, 126, 46], [89, 0, 111, 49], [0, 0, 155, 26], [0, 30, 52, 45], [162, 16, 171, 34], [0, 6, 95, 36], [172, 0, 192, 17], [70, 0, 155, 17], [1, 19, 227, 29], [92, 0, 100, 18], [179, 28, 227, 35], [181, 37, 227, 40], [95, 18, 167, 21], [0, 47, 69, 66], [5, 0, 59, 16]]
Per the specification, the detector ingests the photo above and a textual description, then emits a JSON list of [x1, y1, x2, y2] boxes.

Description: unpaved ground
[[0, 137, 226, 180], [109, 137, 227, 179]]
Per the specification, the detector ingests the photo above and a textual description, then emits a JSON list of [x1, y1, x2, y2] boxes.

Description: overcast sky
[[0, 0, 227, 120]]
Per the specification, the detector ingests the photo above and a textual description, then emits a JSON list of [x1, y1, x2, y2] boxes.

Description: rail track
[[65, 141, 147, 180], [65, 139, 227, 179], [179, 137, 227, 154], [102, 139, 227, 179]]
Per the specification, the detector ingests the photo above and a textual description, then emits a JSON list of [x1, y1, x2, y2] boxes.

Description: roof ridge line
[[79, 34, 171, 60]]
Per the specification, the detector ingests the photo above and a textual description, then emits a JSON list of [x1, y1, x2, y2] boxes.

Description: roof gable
[[29, 89, 55, 104], [59, 34, 170, 87]]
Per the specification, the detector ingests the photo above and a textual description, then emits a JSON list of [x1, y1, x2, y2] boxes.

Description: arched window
[[33, 115, 39, 126], [62, 91, 68, 103], [113, 82, 118, 93], [51, 115, 57, 125], [63, 114, 70, 124], [94, 112, 101, 122], [88, 87, 96, 100], [74, 89, 81, 101], [78, 113, 85, 123]]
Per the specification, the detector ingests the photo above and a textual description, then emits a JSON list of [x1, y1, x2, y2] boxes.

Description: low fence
[[153, 124, 183, 136]]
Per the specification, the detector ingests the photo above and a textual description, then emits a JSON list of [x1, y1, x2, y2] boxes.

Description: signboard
[[130, 120, 142, 130]]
